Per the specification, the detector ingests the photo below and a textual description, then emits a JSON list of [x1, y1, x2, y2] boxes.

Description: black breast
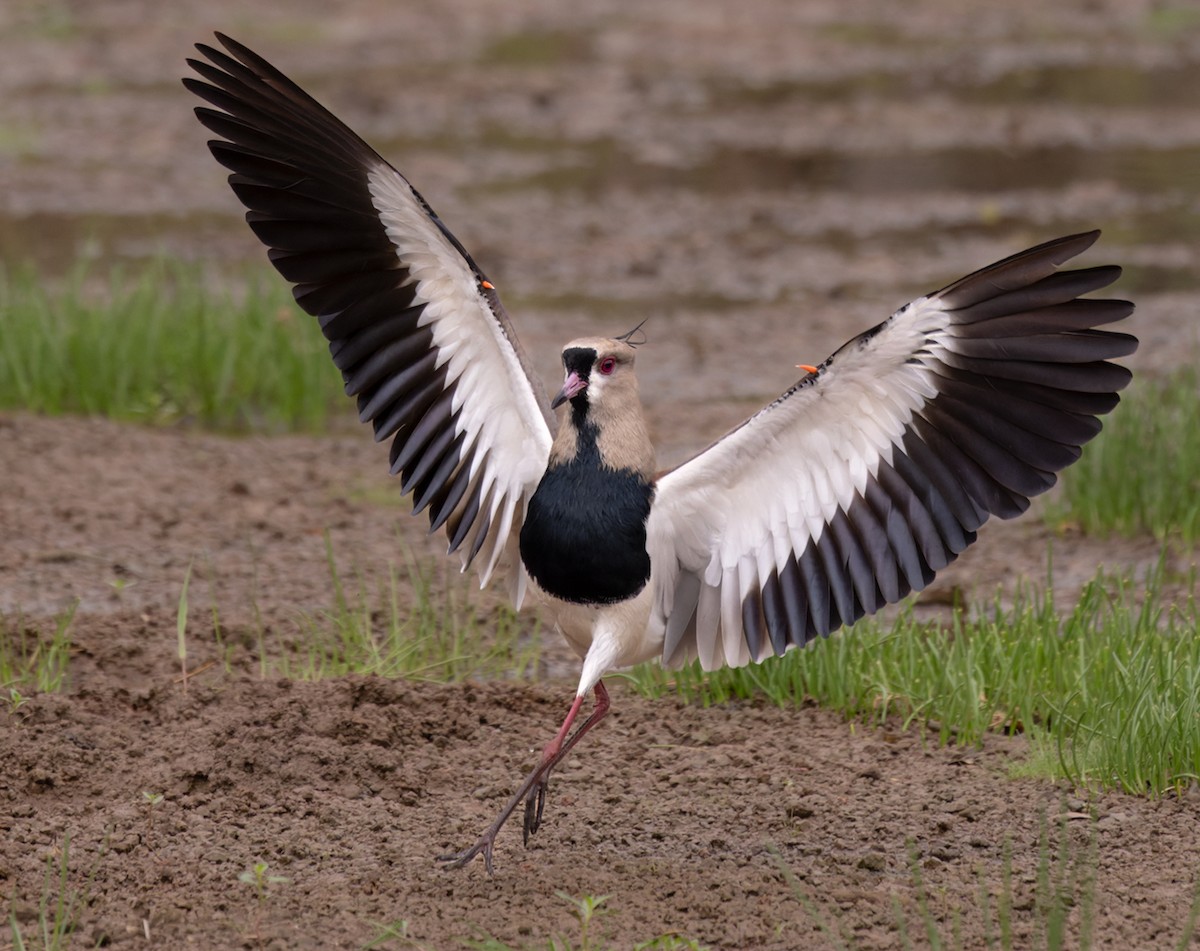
[[520, 428, 654, 605]]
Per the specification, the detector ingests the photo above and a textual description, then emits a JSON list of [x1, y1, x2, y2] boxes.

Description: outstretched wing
[[648, 231, 1135, 671], [184, 34, 553, 593]]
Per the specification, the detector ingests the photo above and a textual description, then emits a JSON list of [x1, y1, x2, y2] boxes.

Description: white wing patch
[[648, 297, 950, 670], [368, 165, 553, 587]]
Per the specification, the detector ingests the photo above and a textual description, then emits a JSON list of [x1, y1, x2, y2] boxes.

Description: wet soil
[[3, 1, 1200, 948]]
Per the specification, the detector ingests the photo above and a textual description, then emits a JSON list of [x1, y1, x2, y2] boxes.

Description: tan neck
[[550, 398, 656, 477]]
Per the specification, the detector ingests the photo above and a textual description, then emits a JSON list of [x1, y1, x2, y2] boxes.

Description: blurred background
[[0, 0, 1196, 463]]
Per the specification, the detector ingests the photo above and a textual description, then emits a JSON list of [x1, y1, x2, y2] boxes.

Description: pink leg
[[523, 681, 611, 843], [437, 681, 611, 875]]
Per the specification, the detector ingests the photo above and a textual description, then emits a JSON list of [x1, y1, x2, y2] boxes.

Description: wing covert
[[648, 231, 1136, 671]]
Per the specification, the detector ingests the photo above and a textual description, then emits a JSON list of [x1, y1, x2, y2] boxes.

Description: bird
[[185, 33, 1137, 874]]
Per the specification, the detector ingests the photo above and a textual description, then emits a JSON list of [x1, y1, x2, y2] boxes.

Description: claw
[[522, 776, 549, 846], [437, 836, 496, 875], [522, 792, 537, 846]]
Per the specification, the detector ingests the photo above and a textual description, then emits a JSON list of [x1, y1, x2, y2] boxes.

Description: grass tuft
[[776, 805, 1147, 951], [0, 262, 346, 431], [623, 560, 1200, 797], [7, 834, 87, 951], [466, 891, 710, 951], [273, 538, 539, 683], [0, 602, 76, 695], [1049, 371, 1200, 541]]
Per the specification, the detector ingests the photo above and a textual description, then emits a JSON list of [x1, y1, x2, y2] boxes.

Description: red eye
[[599, 357, 616, 375]]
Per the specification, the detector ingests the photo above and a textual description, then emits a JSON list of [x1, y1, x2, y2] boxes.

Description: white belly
[[527, 578, 664, 690]]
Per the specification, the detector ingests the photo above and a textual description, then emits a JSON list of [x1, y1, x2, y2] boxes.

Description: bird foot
[[437, 834, 497, 875], [437, 685, 610, 874], [522, 776, 549, 845]]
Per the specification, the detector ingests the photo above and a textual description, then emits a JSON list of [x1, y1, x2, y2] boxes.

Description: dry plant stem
[[173, 660, 215, 687], [177, 564, 192, 696], [438, 681, 611, 875]]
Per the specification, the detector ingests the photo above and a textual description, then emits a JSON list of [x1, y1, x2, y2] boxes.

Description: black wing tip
[[1023, 229, 1101, 264], [985, 229, 1102, 270], [935, 229, 1122, 312], [187, 33, 283, 93], [190, 39, 229, 70], [1052, 228, 1101, 254], [199, 31, 247, 62], [182, 42, 238, 96]]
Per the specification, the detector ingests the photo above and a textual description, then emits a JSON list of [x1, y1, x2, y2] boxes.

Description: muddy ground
[[3, 1, 1200, 948]]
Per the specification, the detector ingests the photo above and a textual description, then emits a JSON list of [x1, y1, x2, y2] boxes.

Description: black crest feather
[[615, 318, 649, 348]]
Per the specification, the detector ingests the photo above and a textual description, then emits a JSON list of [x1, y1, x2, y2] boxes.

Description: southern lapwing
[[185, 34, 1137, 874]]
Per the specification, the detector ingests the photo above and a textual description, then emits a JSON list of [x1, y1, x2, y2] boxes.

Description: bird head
[[549, 336, 654, 474], [551, 337, 640, 412]]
